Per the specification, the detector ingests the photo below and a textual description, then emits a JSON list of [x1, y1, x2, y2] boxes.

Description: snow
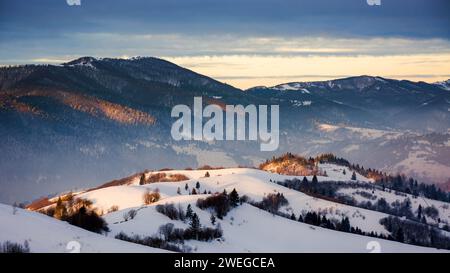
[[272, 83, 310, 93], [66, 166, 444, 252], [0, 204, 167, 253], [317, 123, 402, 140], [105, 201, 446, 253], [5, 165, 450, 253], [337, 187, 450, 227], [77, 185, 161, 213]]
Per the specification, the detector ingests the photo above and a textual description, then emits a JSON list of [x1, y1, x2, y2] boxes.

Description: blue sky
[[1, 0, 449, 88]]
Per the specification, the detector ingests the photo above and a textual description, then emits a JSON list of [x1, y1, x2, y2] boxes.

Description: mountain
[[14, 159, 450, 253], [247, 76, 450, 131], [1, 57, 449, 204]]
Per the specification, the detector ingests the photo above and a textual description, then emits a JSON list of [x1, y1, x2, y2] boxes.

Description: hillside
[[0, 203, 167, 253], [17, 157, 450, 253]]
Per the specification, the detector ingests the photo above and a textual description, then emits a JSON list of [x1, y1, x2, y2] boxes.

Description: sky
[[0, 0, 449, 89]]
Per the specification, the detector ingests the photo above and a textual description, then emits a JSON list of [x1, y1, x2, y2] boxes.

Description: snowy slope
[[337, 187, 450, 227], [103, 195, 446, 253], [0, 204, 167, 253], [81, 167, 384, 234]]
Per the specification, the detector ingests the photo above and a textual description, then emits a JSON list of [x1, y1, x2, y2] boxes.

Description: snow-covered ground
[[337, 186, 450, 227], [58, 167, 450, 252], [104, 198, 445, 253], [0, 204, 167, 253], [3, 165, 449, 253]]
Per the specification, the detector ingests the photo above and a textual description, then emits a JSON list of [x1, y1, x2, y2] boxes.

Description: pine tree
[[196, 181, 201, 189], [351, 171, 357, 180], [204, 171, 210, 178], [186, 204, 193, 219], [139, 173, 146, 185], [342, 169, 346, 175], [340, 217, 351, 232], [290, 213, 296, 220], [192, 188, 197, 195], [185, 183, 189, 191], [312, 175, 318, 185], [177, 187, 181, 195], [210, 214, 216, 225], [229, 188, 239, 207], [417, 204, 422, 220], [298, 215, 303, 222]]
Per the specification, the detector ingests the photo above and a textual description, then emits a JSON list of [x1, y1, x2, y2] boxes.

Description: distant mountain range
[[1, 56, 449, 204]]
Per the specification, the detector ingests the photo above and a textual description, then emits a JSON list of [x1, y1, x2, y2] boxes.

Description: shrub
[[115, 232, 184, 252], [142, 173, 189, 184], [257, 193, 288, 213], [123, 209, 137, 221], [156, 203, 186, 221], [424, 205, 439, 220], [107, 205, 119, 213]]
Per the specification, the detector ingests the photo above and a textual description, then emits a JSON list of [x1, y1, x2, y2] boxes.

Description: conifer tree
[[229, 188, 240, 207], [186, 204, 193, 219], [139, 173, 146, 185], [190, 213, 201, 235]]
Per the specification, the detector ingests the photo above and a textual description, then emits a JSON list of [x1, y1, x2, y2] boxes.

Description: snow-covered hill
[[0, 203, 167, 253], [15, 165, 450, 253]]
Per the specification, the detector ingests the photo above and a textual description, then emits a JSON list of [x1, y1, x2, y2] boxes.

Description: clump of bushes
[[0, 241, 30, 253], [107, 205, 119, 213], [123, 209, 138, 221], [196, 189, 241, 219], [115, 220, 223, 252], [140, 173, 189, 185], [115, 232, 186, 252], [253, 193, 288, 213], [155, 203, 186, 221], [143, 189, 161, 205]]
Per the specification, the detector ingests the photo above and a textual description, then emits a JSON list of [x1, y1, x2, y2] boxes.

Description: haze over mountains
[[0, 56, 449, 204]]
